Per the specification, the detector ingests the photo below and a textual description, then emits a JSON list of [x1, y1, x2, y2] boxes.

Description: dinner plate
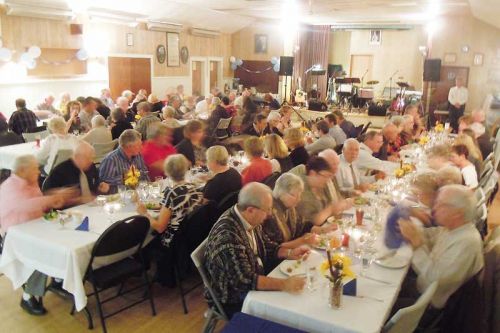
[[374, 255, 408, 269], [279, 259, 306, 276]]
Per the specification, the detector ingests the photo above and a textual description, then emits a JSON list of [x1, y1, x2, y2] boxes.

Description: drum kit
[[326, 76, 379, 110]]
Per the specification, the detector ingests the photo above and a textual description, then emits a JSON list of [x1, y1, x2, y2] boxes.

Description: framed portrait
[[167, 32, 180, 67], [156, 45, 166, 64], [180, 46, 189, 64], [443, 53, 457, 64], [255, 34, 268, 54], [473, 53, 484, 66], [369, 30, 382, 45]]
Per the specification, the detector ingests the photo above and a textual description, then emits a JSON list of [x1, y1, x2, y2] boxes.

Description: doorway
[[350, 55, 373, 85], [209, 61, 219, 91], [108, 56, 152, 100], [191, 60, 204, 96]]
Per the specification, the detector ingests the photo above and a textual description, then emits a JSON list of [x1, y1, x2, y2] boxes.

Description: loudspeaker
[[328, 64, 343, 77], [279, 56, 294, 76], [423, 59, 441, 82]]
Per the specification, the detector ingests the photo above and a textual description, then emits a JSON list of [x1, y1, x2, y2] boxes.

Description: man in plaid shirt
[[8, 99, 39, 136]]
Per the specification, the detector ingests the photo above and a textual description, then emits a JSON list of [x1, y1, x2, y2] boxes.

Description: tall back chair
[[93, 140, 118, 164], [484, 227, 500, 333], [212, 117, 232, 140], [77, 216, 156, 333], [191, 239, 228, 333], [217, 190, 239, 216], [382, 281, 438, 333], [22, 130, 49, 142]]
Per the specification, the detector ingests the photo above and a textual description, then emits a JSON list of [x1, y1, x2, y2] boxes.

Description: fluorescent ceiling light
[[87, 7, 146, 27], [147, 21, 183, 32], [390, 2, 417, 7], [5, 1, 74, 21]]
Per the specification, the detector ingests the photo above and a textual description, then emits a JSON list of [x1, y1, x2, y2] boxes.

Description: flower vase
[[329, 282, 343, 309]]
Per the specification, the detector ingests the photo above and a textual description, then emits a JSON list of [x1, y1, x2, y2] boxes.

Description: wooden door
[[209, 61, 218, 91], [192, 61, 203, 96], [350, 55, 373, 84], [108, 57, 151, 100]]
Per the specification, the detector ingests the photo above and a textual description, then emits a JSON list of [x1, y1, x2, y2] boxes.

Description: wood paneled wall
[[0, 14, 232, 78], [232, 24, 284, 61]]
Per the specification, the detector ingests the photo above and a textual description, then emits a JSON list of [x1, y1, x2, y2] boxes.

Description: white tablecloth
[[0, 201, 146, 311], [0, 142, 39, 170], [242, 204, 413, 333]]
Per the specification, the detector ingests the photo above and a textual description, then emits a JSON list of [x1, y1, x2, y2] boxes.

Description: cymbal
[[366, 80, 379, 85], [397, 81, 410, 88]]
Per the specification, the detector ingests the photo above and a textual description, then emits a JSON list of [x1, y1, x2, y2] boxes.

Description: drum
[[359, 88, 374, 99], [338, 84, 353, 93]]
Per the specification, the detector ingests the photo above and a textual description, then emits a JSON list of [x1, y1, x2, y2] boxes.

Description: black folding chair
[[216, 190, 239, 216], [262, 172, 281, 189], [72, 215, 156, 333]]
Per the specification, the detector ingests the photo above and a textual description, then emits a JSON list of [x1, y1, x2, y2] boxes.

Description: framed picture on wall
[[369, 30, 381, 45], [444, 53, 457, 64], [473, 53, 484, 66], [167, 32, 180, 67], [156, 45, 166, 64], [126, 33, 134, 46], [255, 34, 268, 53]]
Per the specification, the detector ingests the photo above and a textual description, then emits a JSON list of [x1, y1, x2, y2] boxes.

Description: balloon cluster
[[270, 56, 280, 72], [19, 46, 42, 69], [76, 48, 89, 61], [229, 56, 243, 70]]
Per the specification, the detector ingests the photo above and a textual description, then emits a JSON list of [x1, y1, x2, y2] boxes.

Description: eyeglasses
[[250, 205, 272, 215]]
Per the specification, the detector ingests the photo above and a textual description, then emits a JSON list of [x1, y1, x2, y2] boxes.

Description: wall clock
[[461, 45, 470, 53]]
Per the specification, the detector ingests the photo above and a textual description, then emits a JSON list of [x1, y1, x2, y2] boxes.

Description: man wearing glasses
[[204, 182, 309, 319]]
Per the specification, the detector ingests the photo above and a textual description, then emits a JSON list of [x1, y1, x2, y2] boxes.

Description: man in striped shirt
[[99, 129, 149, 193]]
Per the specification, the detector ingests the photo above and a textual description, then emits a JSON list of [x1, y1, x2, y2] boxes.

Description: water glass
[[117, 185, 126, 202], [104, 202, 122, 223], [306, 264, 318, 291], [360, 246, 376, 275]]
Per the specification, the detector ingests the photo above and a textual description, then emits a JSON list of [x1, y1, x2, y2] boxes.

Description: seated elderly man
[[9, 98, 39, 136], [358, 131, 398, 176], [110, 107, 133, 140], [0, 155, 75, 315], [336, 138, 378, 196], [81, 115, 112, 144], [135, 101, 160, 140], [43, 141, 109, 200], [78, 97, 100, 132], [378, 122, 401, 162], [305, 120, 337, 155], [36, 94, 60, 117], [242, 113, 267, 137], [204, 182, 309, 318], [397, 185, 483, 314], [99, 129, 149, 193]]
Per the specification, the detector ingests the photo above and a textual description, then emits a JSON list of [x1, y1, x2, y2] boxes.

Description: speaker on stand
[[279, 56, 294, 105], [423, 58, 442, 129]]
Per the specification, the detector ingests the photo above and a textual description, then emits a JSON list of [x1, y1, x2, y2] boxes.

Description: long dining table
[[0, 141, 40, 170]]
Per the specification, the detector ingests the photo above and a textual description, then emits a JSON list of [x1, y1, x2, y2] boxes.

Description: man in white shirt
[[448, 77, 468, 133], [358, 131, 398, 176], [398, 185, 483, 309], [336, 138, 378, 196], [195, 94, 213, 118]]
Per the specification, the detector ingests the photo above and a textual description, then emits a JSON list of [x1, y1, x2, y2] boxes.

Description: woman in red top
[[241, 136, 273, 185], [142, 122, 177, 179]]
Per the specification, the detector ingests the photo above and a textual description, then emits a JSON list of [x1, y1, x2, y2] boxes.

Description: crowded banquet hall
[[1, 0, 500, 332]]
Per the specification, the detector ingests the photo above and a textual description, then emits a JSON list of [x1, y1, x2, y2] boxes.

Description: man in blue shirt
[[99, 129, 149, 193]]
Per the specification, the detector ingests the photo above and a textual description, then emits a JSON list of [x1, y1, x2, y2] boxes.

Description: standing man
[[448, 77, 468, 133]]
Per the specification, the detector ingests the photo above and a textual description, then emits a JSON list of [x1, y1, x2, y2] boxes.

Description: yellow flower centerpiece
[[434, 122, 444, 133], [418, 135, 429, 146], [124, 165, 140, 189], [322, 251, 355, 308]]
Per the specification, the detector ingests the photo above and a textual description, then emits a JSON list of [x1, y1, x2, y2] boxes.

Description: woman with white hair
[[203, 145, 242, 202], [81, 115, 112, 144], [263, 173, 333, 248], [36, 116, 80, 174], [162, 106, 182, 129], [137, 154, 203, 285], [264, 111, 284, 136]]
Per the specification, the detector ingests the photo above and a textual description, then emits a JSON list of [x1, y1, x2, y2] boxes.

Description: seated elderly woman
[[110, 107, 133, 140], [142, 122, 177, 179], [0, 154, 75, 315], [162, 106, 182, 129], [241, 136, 273, 185], [148, 94, 164, 113], [450, 144, 478, 189], [284, 127, 309, 167], [137, 154, 203, 285], [264, 134, 293, 173], [36, 116, 80, 175], [264, 111, 284, 137], [204, 145, 242, 202], [436, 165, 463, 187], [175, 119, 207, 166], [81, 115, 112, 144], [407, 172, 440, 227], [263, 173, 336, 248]]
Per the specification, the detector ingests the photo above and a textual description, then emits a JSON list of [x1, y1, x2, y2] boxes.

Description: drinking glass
[[104, 202, 122, 223], [96, 195, 107, 207], [306, 264, 318, 291], [58, 212, 70, 230], [117, 185, 127, 203], [360, 246, 377, 276], [355, 208, 364, 226]]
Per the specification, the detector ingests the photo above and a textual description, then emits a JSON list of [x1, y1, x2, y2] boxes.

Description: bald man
[[43, 141, 109, 198], [379, 123, 401, 162]]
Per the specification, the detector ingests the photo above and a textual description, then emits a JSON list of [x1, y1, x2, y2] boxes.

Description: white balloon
[[26, 59, 37, 70], [20, 52, 33, 65], [229, 56, 236, 63], [270, 56, 278, 65], [0, 48, 12, 62], [28, 46, 41, 58], [237, 59, 243, 66], [76, 48, 88, 61]]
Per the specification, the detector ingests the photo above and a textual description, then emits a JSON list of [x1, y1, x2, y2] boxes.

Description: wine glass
[[103, 202, 122, 223], [360, 245, 377, 276]]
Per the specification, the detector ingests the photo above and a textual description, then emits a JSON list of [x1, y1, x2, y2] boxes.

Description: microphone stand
[[361, 69, 369, 87], [389, 70, 399, 100]]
